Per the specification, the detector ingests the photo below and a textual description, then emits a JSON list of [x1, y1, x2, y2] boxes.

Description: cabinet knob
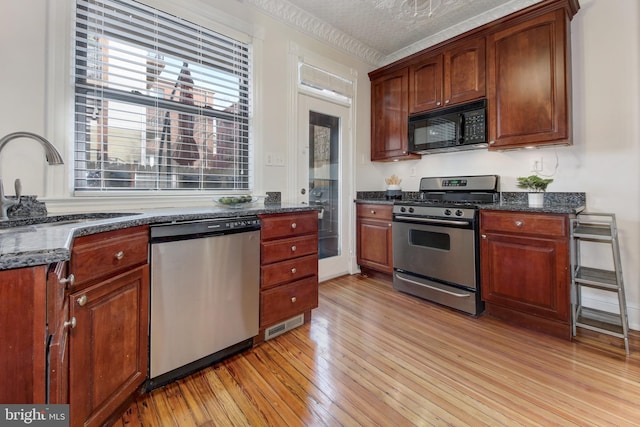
[[481, 234, 487, 239], [515, 220, 523, 227], [60, 274, 75, 288], [64, 317, 77, 329], [291, 268, 297, 274], [488, 140, 495, 145], [115, 250, 125, 260], [291, 222, 297, 229], [445, 99, 450, 104], [370, 210, 376, 215], [436, 101, 441, 106], [291, 296, 297, 303], [77, 295, 88, 306], [291, 245, 297, 252]]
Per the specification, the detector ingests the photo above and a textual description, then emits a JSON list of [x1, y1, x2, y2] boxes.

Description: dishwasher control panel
[[150, 216, 261, 243]]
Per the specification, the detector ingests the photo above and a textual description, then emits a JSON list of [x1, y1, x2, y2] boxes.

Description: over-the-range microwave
[[408, 99, 487, 154]]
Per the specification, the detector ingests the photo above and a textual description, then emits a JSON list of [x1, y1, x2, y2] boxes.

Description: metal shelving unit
[[570, 213, 630, 354]]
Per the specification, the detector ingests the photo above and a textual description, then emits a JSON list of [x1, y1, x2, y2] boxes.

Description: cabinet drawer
[[260, 212, 318, 240], [357, 203, 392, 220], [260, 276, 318, 327], [261, 235, 318, 264], [480, 211, 567, 237], [261, 254, 318, 289], [70, 226, 149, 288]]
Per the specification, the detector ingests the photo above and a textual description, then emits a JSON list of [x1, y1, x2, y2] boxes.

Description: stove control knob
[[444, 209, 452, 216], [455, 210, 464, 217], [409, 207, 415, 213], [400, 207, 406, 213]]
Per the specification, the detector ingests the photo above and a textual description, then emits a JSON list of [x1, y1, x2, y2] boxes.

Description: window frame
[[72, 0, 254, 194]]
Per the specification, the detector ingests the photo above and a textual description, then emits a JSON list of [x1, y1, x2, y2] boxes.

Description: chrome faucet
[[0, 131, 64, 220]]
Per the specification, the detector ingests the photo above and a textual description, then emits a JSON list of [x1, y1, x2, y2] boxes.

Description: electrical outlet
[[530, 157, 543, 172]]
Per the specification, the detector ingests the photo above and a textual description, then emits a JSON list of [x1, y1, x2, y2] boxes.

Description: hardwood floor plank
[[121, 274, 640, 426]]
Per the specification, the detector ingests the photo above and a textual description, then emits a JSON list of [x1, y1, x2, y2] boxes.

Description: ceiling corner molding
[[382, 0, 543, 66], [246, 0, 384, 66]]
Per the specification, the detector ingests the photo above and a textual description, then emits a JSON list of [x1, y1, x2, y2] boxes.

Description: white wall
[[356, 0, 640, 329], [0, 0, 372, 210]]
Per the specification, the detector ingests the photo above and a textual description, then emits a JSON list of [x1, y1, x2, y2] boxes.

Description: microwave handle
[[458, 113, 465, 144]]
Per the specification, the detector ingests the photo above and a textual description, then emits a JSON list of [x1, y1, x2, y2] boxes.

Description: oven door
[[392, 217, 477, 289]]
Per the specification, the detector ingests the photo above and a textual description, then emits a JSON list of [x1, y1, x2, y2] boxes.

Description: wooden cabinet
[[480, 210, 571, 338], [0, 266, 47, 404], [409, 37, 486, 114], [258, 212, 318, 339], [487, 8, 573, 149], [370, 68, 419, 161], [356, 203, 393, 274], [61, 226, 149, 427]]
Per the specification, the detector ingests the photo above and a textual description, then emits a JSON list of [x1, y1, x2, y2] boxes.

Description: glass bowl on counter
[[212, 195, 262, 209]]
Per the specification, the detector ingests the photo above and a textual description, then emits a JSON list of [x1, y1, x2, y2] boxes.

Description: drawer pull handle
[[515, 220, 523, 227], [77, 295, 88, 306], [291, 297, 297, 303], [291, 222, 297, 229], [291, 245, 297, 252], [115, 251, 125, 260], [64, 317, 77, 329], [60, 274, 75, 288], [291, 268, 297, 274]]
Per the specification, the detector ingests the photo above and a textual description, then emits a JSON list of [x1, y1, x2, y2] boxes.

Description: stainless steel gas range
[[392, 175, 499, 315]]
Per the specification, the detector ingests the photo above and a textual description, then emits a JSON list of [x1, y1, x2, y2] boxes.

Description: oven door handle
[[393, 216, 471, 227], [395, 273, 471, 298]]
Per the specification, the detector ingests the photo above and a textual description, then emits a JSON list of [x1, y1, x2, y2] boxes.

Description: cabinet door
[[371, 68, 416, 161], [409, 54, 443, 113], [68, 265, 149, 427], [487, 9, 571, 149], [444, 37, 486, 106], [0, 266, 47, 404], [481, 232, 569, 322], [357, 218, 393, 273]]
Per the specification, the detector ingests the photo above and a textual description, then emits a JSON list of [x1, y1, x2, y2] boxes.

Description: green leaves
[[516, 175, 554, 192]]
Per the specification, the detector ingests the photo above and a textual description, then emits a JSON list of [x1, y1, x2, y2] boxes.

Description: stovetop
[[392, 175, 499, 219]]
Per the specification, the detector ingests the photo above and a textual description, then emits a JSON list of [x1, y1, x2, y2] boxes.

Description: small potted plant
[[516, 175, 554, 207]]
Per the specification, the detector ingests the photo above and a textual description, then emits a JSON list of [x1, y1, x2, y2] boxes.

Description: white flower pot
[[528, 192, 544, 207]]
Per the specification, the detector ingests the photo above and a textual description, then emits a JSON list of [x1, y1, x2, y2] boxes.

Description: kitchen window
[[73, 0, 252, 192]]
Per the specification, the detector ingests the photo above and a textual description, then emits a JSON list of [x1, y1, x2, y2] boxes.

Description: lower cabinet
[[50, 225, 150, 427], [0, 266, 48, 404], [356, 203, 393, 274], [258, 211, 319, 341], [480, 210, 571, 338], [68, 266, 149, 427]]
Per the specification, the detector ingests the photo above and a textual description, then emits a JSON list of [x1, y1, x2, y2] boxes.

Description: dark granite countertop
[[355, 191, 586, 215], [0, 203, 318, 270]]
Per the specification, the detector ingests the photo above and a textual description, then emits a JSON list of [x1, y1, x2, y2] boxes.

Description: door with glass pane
[[297, 94, 351, 281]]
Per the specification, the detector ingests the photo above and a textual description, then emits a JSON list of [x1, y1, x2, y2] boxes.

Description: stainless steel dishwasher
[[147, 216, 260, 390]]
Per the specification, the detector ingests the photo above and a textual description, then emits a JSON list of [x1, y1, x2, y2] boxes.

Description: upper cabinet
[[487, 9, 573, 149], [409, 37, 486, 114], [369, 0, 579, 161], [370, 68, 419, 161]]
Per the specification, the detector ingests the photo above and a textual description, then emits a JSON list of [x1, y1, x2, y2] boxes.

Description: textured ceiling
[[243, 0, 544, 66]]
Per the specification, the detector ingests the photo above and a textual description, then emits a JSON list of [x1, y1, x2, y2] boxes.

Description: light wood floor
[[116, 273, 640, 426]]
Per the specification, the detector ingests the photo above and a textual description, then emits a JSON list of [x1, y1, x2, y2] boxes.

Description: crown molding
[[245, 0, 384, 66]]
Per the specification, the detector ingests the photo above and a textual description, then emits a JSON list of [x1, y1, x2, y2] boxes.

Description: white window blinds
[[74, 0, 252, 191]]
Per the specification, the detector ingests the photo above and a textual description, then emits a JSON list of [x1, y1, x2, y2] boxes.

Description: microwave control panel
[[462, 110, 486, 143]]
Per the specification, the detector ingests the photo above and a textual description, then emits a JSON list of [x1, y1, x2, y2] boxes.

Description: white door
[[297, 94, 351, 281]]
